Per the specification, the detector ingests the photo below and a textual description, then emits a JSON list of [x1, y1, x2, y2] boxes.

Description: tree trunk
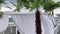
[[35, 9, 42, 34], [52, 11, 54, 16], [0, 12, 4, 18]]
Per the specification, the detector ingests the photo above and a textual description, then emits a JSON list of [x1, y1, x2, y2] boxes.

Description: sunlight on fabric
[[0, 14, 9, 32]]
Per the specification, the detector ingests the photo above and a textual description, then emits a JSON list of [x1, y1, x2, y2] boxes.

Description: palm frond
[[5, 6, 12, 9], [10, 1, 16, 6], [31, 0, 40, 10], [0, 0, 5, 4], [3, 2, 8, 5], [42, 1, 60, 12]]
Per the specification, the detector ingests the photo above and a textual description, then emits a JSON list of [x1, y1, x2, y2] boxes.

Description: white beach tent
[[0, 12, 9, 33], [41, 14, 54, 34], [6, 12, 54, 34]]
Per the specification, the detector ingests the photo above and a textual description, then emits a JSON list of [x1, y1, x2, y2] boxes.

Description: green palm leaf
[[10, 1, 16, 7], [0, 0, 5, 4], [42, 1, 60, 13], [5, 6, 12, 9]]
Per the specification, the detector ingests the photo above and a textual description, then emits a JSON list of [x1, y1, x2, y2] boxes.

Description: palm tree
[[23, 0, 43, 34], [0, 0, 5, 18], [42, 1, 60, 15], [18, 0, 45, 34], [9, 0, 43, 34]]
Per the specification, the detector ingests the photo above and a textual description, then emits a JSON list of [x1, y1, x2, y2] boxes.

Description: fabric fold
[[41, 14, 54, 34], [0, 14, 9, 32], [11, 14, 36, 34]]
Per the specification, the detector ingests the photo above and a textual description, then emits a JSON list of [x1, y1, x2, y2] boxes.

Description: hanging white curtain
[[0, 13, 9, 33], [11, 12, 54, 34], [41, 14, 54, 34], [11, 13, 36, 34], [48, 15, 56, 26]]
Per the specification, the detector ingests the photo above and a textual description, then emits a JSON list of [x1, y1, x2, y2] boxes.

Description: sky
[[0, 0, 60, 16]]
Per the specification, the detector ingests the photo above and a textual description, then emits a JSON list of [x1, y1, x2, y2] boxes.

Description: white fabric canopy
[[11, 13, 54, 34], [0, 14, 9, 33], [41, 14, 54, 34]]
